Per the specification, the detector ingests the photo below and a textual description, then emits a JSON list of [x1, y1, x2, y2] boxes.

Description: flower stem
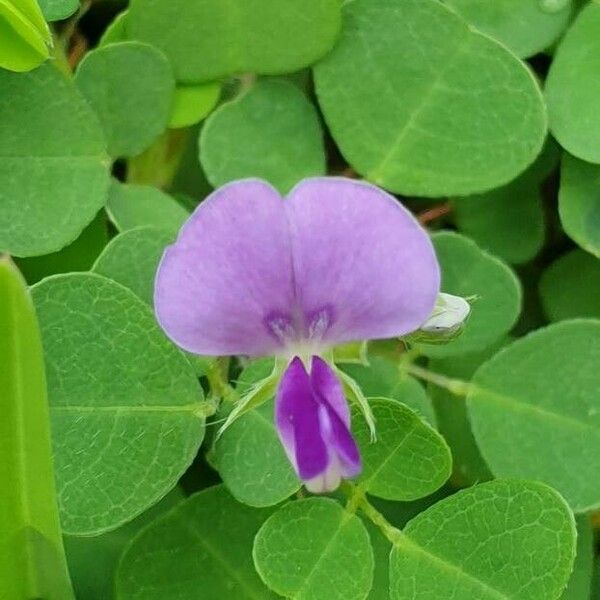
[[342, 483, 403, 545], [206, 358, 237, 403], [418, 201, 453, 225], [402, 363, 471, 396], [126, 128, 190, 189]]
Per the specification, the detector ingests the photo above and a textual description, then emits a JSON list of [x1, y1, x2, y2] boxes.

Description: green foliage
[[0, 258, 73, 600], [126, 0, 341, 83], [98, 9, 127, 46], [428, 342, 505, 486], [0, 0, 50, 72], [253, 497, 374, 600], [341, 356, 436, 425], [31, 273, 205, 534], [200, 80, 326, 193], [214, 391, 301, 506], [2, 1, 598, 595], [390, 480, 576, 600], [559, 153, 600, 257], [92, 226, 173, 306], [562, 517, 594, 600], [215, 399, 301, 507], [546, 2, 600, 164], [106, 180, 189, 235], [540, 249, 600, 321], [453, 140, 559, 265], [75, 42, 175, 159], [0, 64, 109, 257], [468, 320, 600, 512], [418, 232, 522, 357], [116, 485, 278, 599], [64, 488, 184, 600], [445, 0, 573, 58], [314, 0, 546, 197], [170, 82, 221, 129], [352, 398, 451, 501], [16, 212, 107, 284], [38, 0, 78, 22]]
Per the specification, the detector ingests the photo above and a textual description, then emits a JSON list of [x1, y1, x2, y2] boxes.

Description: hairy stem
[[342, 483, 403, 545], [402, 363, 471, 396]]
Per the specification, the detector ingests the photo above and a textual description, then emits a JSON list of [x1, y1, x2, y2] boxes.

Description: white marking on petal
[[304, 455, 343, 494]]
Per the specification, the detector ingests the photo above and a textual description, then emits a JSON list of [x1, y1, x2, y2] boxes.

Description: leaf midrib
[[50, 404, 203, 415], [395, 533, 512, 600], [366, 27, 471, 181], [359, 419, 419, 491], [470, 385, 600, 434], [295, 510, 355, 600], [182, 519, 270, 600]]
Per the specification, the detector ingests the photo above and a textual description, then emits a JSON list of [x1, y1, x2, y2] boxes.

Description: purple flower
[[154, 178, 440, 493]]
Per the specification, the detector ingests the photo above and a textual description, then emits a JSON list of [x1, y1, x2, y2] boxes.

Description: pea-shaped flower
[[154, 178, 440, 493]]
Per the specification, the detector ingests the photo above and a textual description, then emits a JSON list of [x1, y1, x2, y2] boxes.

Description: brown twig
[[340, 166, 358, 179], [418, 201, 452, 225], [68, 30, 88, 70]]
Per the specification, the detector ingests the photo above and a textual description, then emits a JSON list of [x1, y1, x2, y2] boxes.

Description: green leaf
[[454, 184, 544, 265], [313, 0, 547, 197], [453, 139, 560, 265], [127, 0, 341, 84], [467, 320, 600, 512], [418, 232, 522, 357], [546, 2, 600, 163], [561, 516, 594, 600], [170, 123, 215, 199], [0, 0, 50, 72], [341, 356, 435, 425], [75, 42, 175, 159], [116, 485, 278, 599], [559, 153, 600, 257], [0, 257, 74, 600], [170, 81, 221, 128], [353, 398, 451, 501], [98, 9, 128, 47], [540, 249, 600, 321], [106, 180, 189, 235], [253, 497, 374, 600], [38, 0, 78, 21], [200, 80, 326, 194], [0, 64, 109, 257], [215, 399, 301, 507], [390, 480, 576, 600], [31, 273, 205, 534], [444, 0, 573, 58], [92, 226, 173, 306], [214, 359, 299, 505], [363, 519, 391, 600], [64, 488, 184, 600], [428, 342, 506, 487], [91, 226, 210, 377], [16, 212, 108, 285]]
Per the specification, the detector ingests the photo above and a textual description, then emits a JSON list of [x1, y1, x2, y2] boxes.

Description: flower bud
[[407, 293, 472, 344]]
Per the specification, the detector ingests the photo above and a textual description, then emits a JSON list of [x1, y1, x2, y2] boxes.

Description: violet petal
[[275, 357, 329, 480], [154, 179, 295, 356], [287, 177, 440, 345]]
